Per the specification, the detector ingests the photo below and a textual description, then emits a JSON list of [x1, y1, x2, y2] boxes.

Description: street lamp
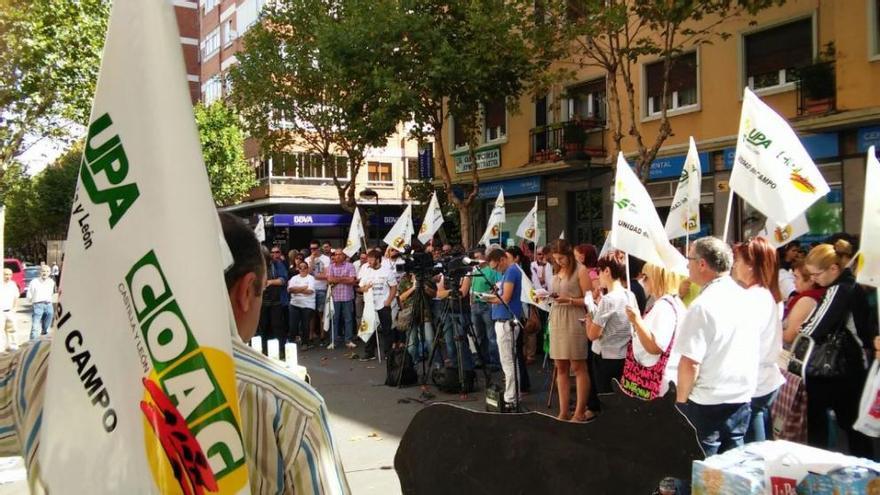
[[358, 188, 379, 248]]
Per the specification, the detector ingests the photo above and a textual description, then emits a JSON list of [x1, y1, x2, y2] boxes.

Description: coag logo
[[774, 225, 793, 243], [82, 113, 141, 228]]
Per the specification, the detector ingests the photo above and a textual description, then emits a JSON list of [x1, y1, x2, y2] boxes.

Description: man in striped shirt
[[0, 213, 350, 494]]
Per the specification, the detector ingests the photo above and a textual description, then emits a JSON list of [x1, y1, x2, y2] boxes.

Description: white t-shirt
[[747, 286, 785, 397], [673, 276, 758, 405], [530, 262, 552, 291], [360, 266, 397, 309], [288, 274, 316, 309], [308, 254, 331, 291], [590, 286, 637, 359], [632, 294, 685, 397], [27, 278, 55, 303], [778, 269, 796, 301], [0, 281, 18, 311]]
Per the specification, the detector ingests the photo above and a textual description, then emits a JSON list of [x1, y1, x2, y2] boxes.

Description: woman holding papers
[[547, 240, 592, 422], [732, 237, 785, 443]]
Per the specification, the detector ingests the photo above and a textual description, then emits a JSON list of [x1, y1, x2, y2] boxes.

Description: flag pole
[[685, 205, 690, 255], [625, 253, 632, 290], [722, 192, 735, 244]]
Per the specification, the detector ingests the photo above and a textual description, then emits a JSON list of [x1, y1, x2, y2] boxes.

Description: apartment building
[[442, 0, 880, 247], [173, 0, 201, 103], [197, 0, 424, 250]]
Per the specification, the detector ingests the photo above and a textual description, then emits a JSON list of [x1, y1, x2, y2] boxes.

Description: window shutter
[[746, 19, 812, 77]]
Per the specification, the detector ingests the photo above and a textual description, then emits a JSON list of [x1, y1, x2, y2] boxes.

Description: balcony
[[529, 118, 606, 164], [796, 60, 836, 117]]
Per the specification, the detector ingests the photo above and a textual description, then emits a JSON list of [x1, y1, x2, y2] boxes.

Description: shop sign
[[858, 126, 880, 154], [723, 132, 839, 169], [646, 152, 710, 180], [477, 176, 541, 199], [273, 214, 401, 227], [454, 146, 501, 173], [418, 146, 434, 179]]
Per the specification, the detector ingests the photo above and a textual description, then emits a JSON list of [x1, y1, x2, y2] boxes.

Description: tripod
[[396, 273, 435, 390]]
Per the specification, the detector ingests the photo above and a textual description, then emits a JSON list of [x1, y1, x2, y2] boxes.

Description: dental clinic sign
[[454, 146, 501, 173]]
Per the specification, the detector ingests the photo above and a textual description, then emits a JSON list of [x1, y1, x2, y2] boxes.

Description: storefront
[[476, 176, 545, 247]]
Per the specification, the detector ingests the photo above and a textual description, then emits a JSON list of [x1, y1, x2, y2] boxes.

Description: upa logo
[[126, 250, 248, 493], [82, 113, 141, 228], [745, 129, 773, 149]]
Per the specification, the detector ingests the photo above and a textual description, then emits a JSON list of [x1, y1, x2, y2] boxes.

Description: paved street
[[0, 307, 553, 494]]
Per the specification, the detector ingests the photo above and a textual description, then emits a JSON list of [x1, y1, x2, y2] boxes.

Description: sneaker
[[345, 341, 357, 349], [358, 354, 376, 362], [326, 342, 335, 350]]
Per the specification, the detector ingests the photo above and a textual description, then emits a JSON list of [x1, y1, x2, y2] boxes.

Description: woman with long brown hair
[[732, 236, 785, 442], [547, 240, 592, 421]]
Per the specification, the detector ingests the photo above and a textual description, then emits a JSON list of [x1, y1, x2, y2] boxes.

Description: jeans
[[471, 303, 499, 367], [365, 306, 393, 359], [259, 303, 288, 359], [494, 320, 520, 404], [747, 389, 779, 443], [289, 305, 314, 343], [30, 302, 53, 339], [332, 299, 355, 344], [676, 400, 751, 457], [443, 312, 473, 371]]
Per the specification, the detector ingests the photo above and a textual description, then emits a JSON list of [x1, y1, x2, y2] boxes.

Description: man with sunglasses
[[308, 240, 332, 346], [260, 245, 290, 359]]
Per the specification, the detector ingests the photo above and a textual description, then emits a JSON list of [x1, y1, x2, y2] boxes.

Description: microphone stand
[[470, 265, 522, 413]]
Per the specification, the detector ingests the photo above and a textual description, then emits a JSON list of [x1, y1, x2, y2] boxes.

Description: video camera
[[394, 248, 476, 282]]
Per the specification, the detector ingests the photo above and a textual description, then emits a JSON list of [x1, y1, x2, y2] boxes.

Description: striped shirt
[[327, 262, 356, 302], [0, 337, 351, 495]]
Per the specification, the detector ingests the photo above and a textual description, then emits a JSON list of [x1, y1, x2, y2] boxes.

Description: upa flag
[[41, 0, 251, 493], [254, 214, 265, 243], [478, 188, 505, 246], [731, 88, 830, 224], [760, 213, 810, 249], [344, 207, 365, 257], [358, 289, 378, 342], [610, 153, 688, 276], [417, 191, 444, 244], [384, 203, 414, 252], [857, 147, 880, 287], [665, 137, 702, 240], [518, 265, 550, 312], [516, 197, 539, 245]]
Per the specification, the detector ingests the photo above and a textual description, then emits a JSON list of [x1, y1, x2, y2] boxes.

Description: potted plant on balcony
[[799, 42, 836, 115]]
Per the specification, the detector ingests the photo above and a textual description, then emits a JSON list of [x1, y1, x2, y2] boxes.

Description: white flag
[[730, 88, 830, 224], [665, 137, 702, 240], [344, 207, 366, 257], [518, 265, 550, 312], [254, 214, 266, 243], [610, 153, 688, 276], [760, 213, 810, 249], [559, 230, 565, 240], [417, 191, 444, 244], [516, 197, 539, 245], [323, 290, 335, 333], [384, 203, 414, 252], [42, 0, 251, 492], [857, 147, 880, 287], [478, 189, 505, 246], [599, 234, 613, 258], [358, 289, 378, 342]]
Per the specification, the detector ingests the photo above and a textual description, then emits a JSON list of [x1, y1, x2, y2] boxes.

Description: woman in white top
[[288, 262, 316, 349], [624, 262, 686, 398], [732, 237, 785, 442], [585, 251, 637, 402]]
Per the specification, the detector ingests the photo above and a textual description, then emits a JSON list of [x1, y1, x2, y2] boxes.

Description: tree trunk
[[457, 202, 471, 248]]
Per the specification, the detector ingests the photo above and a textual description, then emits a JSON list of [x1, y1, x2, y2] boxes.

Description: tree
[[194, 102, 257, 207], [228, 0, 407, 214], [0, 0, 109, 168], [396, 0, 565, 247], [557, 0, 782, 180]]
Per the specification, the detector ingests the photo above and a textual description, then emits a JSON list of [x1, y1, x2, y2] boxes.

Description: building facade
[[442, 0, 880, 249], [173, 0, 201, 103]]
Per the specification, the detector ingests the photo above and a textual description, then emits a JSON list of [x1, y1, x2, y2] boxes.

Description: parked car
[[3, 259, 25, 296], [23, 266, 41, 294]]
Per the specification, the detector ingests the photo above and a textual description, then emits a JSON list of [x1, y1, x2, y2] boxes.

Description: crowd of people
[[257, 231, 879, 460]]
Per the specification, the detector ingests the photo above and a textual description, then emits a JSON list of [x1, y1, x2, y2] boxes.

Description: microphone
[[461, 257, 481, 266]]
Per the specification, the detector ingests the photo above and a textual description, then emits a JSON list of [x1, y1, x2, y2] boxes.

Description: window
[[405, 158, 420, 181], [871, 0, 880, 58], [367, 162, 393, 185], [453, 119, 469, 149], [203, 0, 218, 14], [745, 18, 812, 90], [567, 78, 606, 121], [202, 27, 220, 60], [223, 20, 236, 47], [203, 76, 222, 105], [262, 152, 348, 181], [237, 0, 267, 34], [483, 98, 507, 142], [645, 53, 697, 116]]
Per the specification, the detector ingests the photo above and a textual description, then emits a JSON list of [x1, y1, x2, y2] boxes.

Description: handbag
[[523, 306, 541, 335], [796, 329, 849, 379], [619, 298, 678, 401], [394, 303, 414, 331]]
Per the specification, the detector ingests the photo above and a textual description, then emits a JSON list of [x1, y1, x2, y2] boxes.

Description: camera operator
[[461, 246, 502, 370], [359, 249, 398, 361], [482, 248, 524, 409], [436, 261, 474, 372]]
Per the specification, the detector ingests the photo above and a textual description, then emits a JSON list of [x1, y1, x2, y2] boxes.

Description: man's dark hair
[[486, 248, 507, 263], [309, 239, 319, 247], [220, 213, 266, 292], [469, 246, 485, 258], [366, 248, 383, 260]]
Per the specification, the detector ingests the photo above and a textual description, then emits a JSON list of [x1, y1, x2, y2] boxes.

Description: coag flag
[[760, 213, 810, 249], [518, 265, 550, 312], [856, 147, 880, 287], [254, 214, 265, 243], [41, 0, 251, 493], [417, 191, 444, 244], [384, 203, 414, 252], [730, 88, 830, 224], [478, 189, 505, 246], [665, 137, 702, 240], [516, 197, 539, 245], [358, 289, 378, 342], [343, 207, 366, 257], [610, 153, 688, 276]]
